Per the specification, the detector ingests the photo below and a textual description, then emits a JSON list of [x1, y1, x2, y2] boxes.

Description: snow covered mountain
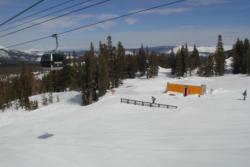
[[126, 45, 233, 56], [0, 46, 41, 65], [126, 46, 175, 54], [24, 49, 45, 56]]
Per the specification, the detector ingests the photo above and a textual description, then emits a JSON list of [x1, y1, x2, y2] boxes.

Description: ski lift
[[41, 34, 65, 70]]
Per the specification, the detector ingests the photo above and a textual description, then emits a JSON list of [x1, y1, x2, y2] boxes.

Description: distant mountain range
[[126, 46, 175, 54], [0, 48, 40, 66], [0, 45, 232, 66]]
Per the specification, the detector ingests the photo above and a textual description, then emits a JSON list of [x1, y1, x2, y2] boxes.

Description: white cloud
[[108, 26, 250, 48], [38, 12, 139, 32], [130, 7, 191, 16], [98, 13, 118, 20], [95, 13, 118, 29], [4, 26, 249, 51], [41, 26, 250, 50], [96, 21, 117, 30], [69, 13, 119, 32], [142, 7, 191, 15], [125, 18, 139, 25], [38, 14, 94, 30], [33, 12, 121, 34], [129, 0, 228, 16], [188, 0, 228, 5], [15, 12, 121, 33]]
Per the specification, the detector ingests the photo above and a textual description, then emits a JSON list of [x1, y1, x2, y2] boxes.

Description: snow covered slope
[[0, 48, 41, 65], [0, 68, 250, 167], [24, 49, 45, 56]]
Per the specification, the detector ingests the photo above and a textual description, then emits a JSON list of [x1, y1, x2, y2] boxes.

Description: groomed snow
[[0, 67, 250, 167]]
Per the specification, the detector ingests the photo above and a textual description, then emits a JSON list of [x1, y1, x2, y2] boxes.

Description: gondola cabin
[[41, 53, 65, 70]]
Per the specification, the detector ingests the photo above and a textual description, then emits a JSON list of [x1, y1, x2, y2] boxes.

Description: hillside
[[0, 47, 40, 65], [0, 68, 249, 167]]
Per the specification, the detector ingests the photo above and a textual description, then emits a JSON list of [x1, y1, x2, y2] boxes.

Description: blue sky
[[0, 0, 249, 51]]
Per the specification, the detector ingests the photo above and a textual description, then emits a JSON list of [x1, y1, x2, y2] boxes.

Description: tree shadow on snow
[[37, 133, 54, 139], [236, 98, 246, 101], [68, 94, 83, 105], [164, 72, 179, 79]]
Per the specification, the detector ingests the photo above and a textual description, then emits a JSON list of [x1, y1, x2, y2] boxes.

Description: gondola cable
[[0, 0, 111, 39], [3, 0, 77, 27], [6, 0, 186, 70], [0, 0, 97, 33], [6, 0, 186, 49], [0, 0, 46, 27]]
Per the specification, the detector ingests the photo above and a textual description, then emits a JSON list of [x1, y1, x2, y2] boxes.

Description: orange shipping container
[[166, 82, 206, 96]]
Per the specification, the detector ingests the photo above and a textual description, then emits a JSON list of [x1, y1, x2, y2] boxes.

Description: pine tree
[[215, 35, 225, 76], [175, 49, 182, 77], [62, 65, 73, 89], [9, 76, 19, 105], [169, 49, 176, 75], [18, 64, 33, 110], [242, 39, 249, 74], [147, 52, 158, 78], [247, 44, 250, 75], [183, 44, 188, 76], [112, 46, 119, 88], [59, 51, 78, 90], [79, 57, 87, 105], [205, 55, 214, 77], [189, 45, 200, 75], [0, 81, 4, 110], [175, 46, 186, 77], [98, 42, 110, 96], [232, 39, 244, 74], [137, 45, 147, 76], [94, 62, 99, 102], [199, 55, 214, 77], [116, 41, 126, 82], [125, 54, 137, 78], [107, 36, 115, 88], [83, 42, 97, 105]]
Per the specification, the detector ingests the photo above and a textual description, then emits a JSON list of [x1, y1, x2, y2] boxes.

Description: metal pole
[[51, 34, 58, 52], [50, 52, 53, 70], [50, 34, 58, 70]]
